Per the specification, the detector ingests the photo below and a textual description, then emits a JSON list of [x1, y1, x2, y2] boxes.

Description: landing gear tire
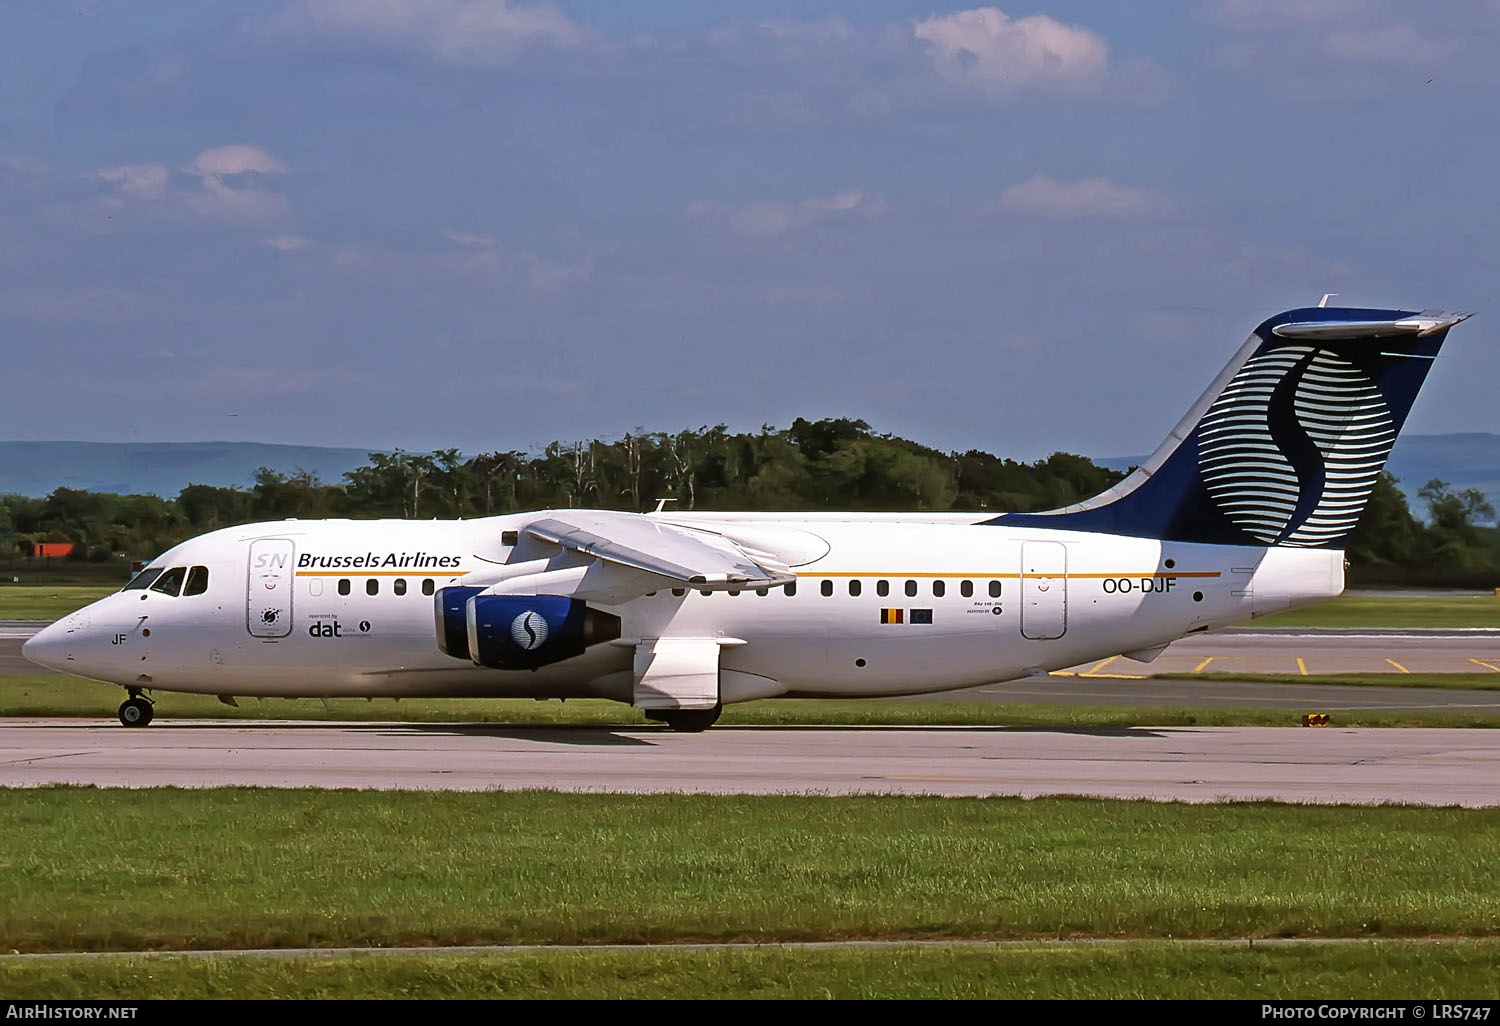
[[651, 704, 722, 733], [118, 697, 154, 727]]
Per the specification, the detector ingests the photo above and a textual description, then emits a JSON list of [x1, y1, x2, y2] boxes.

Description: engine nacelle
[[465, 593, 621, 670], [434, 586, 487, 661]]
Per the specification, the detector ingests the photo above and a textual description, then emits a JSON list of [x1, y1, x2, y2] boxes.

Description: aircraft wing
[[523, 511, 797, 590]]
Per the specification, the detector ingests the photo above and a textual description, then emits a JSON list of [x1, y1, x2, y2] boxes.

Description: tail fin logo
[[1196, 345, 1394, 546]]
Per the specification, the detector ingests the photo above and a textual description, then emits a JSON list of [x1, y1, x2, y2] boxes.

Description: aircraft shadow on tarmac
[[372, 722, 660, 746]]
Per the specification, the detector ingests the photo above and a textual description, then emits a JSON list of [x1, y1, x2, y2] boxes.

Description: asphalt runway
[[4, 721, 1497, 806]]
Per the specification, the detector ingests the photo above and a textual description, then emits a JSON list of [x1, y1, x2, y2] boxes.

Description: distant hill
[[1101, 433, 1500, 521], [0, 441, 378, 498]]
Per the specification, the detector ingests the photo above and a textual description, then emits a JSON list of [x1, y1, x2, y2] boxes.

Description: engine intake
[[434, 586, 487, 661], [465, 593, 621, 670]]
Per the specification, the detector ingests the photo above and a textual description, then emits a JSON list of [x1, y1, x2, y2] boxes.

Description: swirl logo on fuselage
[[1196, 345, 1394, 547], [510, 611, 549, 651]]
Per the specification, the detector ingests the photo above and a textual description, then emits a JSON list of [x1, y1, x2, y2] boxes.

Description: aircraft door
[[247, 539, 295, 638], [1020, 542, 1067, 640]]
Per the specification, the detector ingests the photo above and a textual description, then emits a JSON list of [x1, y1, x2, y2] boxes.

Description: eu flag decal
[[880, 608, 904, 624], [909, 609, 933, 625]]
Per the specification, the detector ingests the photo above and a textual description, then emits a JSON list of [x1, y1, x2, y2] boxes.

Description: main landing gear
[[118, 689, 154, 727], [646, 703, 722, 733]]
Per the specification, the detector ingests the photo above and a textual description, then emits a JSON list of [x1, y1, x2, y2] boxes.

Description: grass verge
[[3, 941, 1498, 999], [2, 789, 1499, 953], [7, 673, 1500, 727], [1256, 594, 1500, 629], [0, 585, 114, 620], [1156, 672, 1500, 691]]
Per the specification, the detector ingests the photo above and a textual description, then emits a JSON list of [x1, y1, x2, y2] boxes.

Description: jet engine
[[463, 593, 621, 670], [433, 585, 487, 660]]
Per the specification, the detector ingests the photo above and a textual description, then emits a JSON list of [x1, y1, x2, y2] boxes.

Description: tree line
[[0, 418, 1494, 584]]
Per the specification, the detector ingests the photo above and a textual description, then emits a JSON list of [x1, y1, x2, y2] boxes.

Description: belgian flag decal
[[879, 608, 904, 624]]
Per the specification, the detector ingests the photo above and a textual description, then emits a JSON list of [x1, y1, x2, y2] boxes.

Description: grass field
[[1257, 594, 1500, 628], [0, 585, 113, 620], [4, 941, 1497, 999], [3, 789, 1499, 955], [8, 673, 1500, 728], [1, 586, 1499, 627]]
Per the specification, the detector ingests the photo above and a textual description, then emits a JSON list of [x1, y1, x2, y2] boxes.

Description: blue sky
[[1, 0, 1496, 460]]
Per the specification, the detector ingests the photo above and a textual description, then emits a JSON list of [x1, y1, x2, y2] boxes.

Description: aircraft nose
[[22, 620, 71, 672]]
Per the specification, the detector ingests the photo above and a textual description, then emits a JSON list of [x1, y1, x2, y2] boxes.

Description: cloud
[[1323, 25, 1454, 65], [263, 234, 311, 252], [270, 0, 591, 65], [88, 164, 169, 202], [441, 229, 498, 249], [0, 154, 46, 177], [59, 144, 291, 228], [995, 175, 1172, 218], [912, 7, 1110, 100], [325, 229, 593, 294], [188, 144, 288, 177], [690, 189, 886, 239], [0, 286, 150, 324], [1207, 0, 1375, 27]]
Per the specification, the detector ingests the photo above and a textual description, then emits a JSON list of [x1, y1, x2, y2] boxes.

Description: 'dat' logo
[[510, 611, 549, 650]]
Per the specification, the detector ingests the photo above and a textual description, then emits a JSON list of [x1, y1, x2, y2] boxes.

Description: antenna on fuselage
[[1318, 293, 1338, 308], [651, 498, 678, 514]]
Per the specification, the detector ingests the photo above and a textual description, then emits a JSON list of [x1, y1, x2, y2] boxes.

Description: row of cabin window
[[664, 580, 1003, 599], [334, 578, 438, 597]]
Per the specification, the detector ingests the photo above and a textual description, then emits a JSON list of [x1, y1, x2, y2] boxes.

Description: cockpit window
[[183, 565, 210, 596], [149, 566, 188, 597], [123, 567, 164, 591]]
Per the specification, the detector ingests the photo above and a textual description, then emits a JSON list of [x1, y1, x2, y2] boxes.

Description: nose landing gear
[[118, 690, 154, 727]]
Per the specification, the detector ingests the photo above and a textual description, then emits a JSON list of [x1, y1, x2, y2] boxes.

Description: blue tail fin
[[991, 306, 1472, 547]]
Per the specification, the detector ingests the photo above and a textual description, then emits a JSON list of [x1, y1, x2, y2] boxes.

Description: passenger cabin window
[[933, 580, 946, 598], [366, 579, 379, 596], [149, 566, 187, 597], [876, 580, 889, 597], [784, 582, 797, 596], [183, 565, 209, 596], [393, 578, 407, 596], [961, 580, 974, 598], [421, 579, 435, 596], [904, 580, 917, 598], [338, 579, 351, 596], [820, 580, 833, 597], [989, 581, 1002, 598], [756, 588, 768, 597], [123, 567, 164, 591]]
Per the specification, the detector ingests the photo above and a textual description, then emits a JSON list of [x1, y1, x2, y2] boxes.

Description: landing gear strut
[[646, 703, 722, 733], [119, 690, 154, 727]]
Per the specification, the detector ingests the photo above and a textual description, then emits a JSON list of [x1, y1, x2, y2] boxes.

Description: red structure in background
[[32, 542, 74, 558]]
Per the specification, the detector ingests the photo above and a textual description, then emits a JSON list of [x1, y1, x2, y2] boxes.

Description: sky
[[1, 0, 1496, 461]]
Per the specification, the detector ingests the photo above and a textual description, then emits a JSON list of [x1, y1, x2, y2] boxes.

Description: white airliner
[[24, 305, 1471, 730]]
